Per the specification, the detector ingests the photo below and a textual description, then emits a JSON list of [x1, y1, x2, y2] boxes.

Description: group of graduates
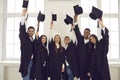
[[19, 0, 111, 80]]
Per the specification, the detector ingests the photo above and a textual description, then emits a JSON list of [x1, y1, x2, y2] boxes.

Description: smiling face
[[41, 36, 47, 44], [54, 35, 61, 44], [84, 29, 90, 39], [89, 34, 98, 45], [64, 37, 70, 45], [90, 36, 96, 44], [27, 28, 35, 37]]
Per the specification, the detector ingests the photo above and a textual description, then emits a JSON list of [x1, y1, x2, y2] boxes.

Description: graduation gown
[[89, 28, 111, 80], [49, 40, 65, 80], [33, 38, 49, 80], [74, 25, 90, 80], [64, 41, 78, 77], [19, 23, 34, 77]]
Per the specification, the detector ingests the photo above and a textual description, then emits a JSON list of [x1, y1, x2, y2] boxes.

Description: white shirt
[[64, 44, 68, 50], [64, 44, 70, 66], [65, 56, 69, 66], [29, 37, 33, 42], [65, 60, 69, 66], [56, 43, 59, 49], [21, 14, 28, 26], [84, 39, 89, 44], [97, 26, 106, 41]]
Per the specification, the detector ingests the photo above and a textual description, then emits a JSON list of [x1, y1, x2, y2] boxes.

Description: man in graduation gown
[[72, 15, 91, 80], [63, 36, 78, 80], [19, 8, 35, 80]]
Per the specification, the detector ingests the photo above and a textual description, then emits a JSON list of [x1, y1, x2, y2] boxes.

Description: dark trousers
[[36, 66, 47, 80]]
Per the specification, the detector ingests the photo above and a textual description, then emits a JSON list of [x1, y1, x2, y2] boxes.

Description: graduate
[[19, 6, 35, 80], [33, 22, 48, 80], [63, 35, 78, 80], [72, 15, 91, 80], [64, 14, 78, 80], [49, 21, 65, 80], [88, 19, 111, 80]]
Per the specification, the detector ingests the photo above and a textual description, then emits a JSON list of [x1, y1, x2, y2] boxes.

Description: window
[[81, 0, 97, 13], [5, 0, 120, 61], [80, 0, 120, 61], [5, 0, 44, 60], [101, 0, 118, 13]]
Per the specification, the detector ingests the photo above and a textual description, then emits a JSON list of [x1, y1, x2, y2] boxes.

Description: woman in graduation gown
[[88, 19, 111, 80], [33, 23, 49, 80], [49, 22, 65, 80]]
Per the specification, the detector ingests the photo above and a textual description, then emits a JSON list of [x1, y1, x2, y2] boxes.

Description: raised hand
[[74, 15, 78, 23], [98, 19, 105, 28], [50, 21, 53, 29], [35, 23, 40, 38], [22, 8, 27, 16], [37, 23, 40, 32], [71, 24, 75, 29]]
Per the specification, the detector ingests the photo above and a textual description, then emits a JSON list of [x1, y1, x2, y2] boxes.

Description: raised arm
[[19, 8, 28, 40], [48, 21, 54, 50], [49, 21, 54, 42], [98, 19, 109, 42], [98, 19, 109, 54], [72, 15, 83, 42], [35, 23, 40, 39]]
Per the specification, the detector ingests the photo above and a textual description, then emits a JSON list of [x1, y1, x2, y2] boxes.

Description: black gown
[[89, 28, 111, 80], [64, 41, 78, 77], [74, 24, 90, 80], [19, 23, 34, 77], [49, 40, 65, 80], [33, 38, 49, 80]]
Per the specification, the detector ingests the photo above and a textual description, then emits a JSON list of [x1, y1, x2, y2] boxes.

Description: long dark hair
[[90, 34, 98, 43], [38, 35, 47, 47]]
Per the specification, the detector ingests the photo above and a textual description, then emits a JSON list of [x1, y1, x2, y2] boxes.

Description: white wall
[[0, 0, 120, 80], [0, 0, 4, 61], [44, 0, 81, 41], [0, 0, 4, 79]]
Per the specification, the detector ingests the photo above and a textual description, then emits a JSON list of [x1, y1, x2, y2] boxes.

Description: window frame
[[80, 0, 120, 61], [3, 0, 45, 60], [3, 0, 120, 61]]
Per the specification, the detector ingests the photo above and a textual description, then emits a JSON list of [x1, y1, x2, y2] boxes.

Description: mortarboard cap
[[52, 14, 57, 21], [64, 15, 73, 25], [73, 5, 83, 15], [89, 6, 103, 20], [22, 0, 29, 8], [37, 11, 45, 22]]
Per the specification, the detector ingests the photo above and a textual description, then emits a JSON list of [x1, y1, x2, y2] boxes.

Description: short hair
[[84, 28, 90, 32], [28, 26, 35, 31], [64, 36, 70, 39]]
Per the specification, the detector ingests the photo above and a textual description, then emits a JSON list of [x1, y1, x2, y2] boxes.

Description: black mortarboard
[[52, 14, 57, 21], [89, 6, 103, 20], [64, 15, 73, 25], [37, 11, 45, 22], [22, 0, 29, 8], [73, 5, 83, 15]]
